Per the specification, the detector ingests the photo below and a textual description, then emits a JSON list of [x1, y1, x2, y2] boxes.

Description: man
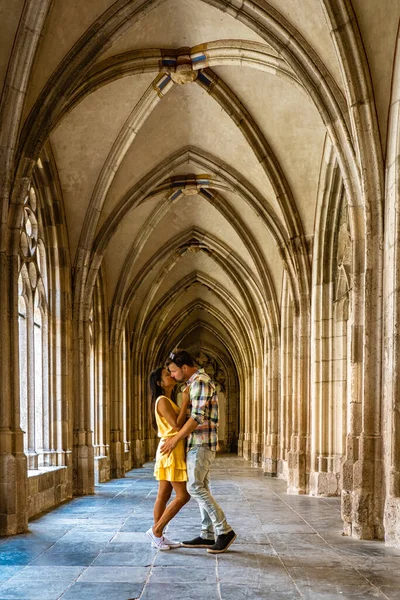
[[160, 349, 236, 554]]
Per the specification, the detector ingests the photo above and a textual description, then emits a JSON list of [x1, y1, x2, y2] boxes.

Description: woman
[[147, 366, 190, 550]]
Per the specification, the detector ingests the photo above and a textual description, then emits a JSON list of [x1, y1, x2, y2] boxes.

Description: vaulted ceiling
[[3, 0, 399, 365]]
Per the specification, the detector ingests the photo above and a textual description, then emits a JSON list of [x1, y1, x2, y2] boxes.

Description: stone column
[[131, 368, 146, 467], [278, 279, 294, 480], [383, 34, 400, 546], [241, 371, 252, 461], [0, 252, 28, 535], [287, 296, 309, 495], [0, 0, 52, 535], [237, 377, 244, 457], [72, 317, 94, 495], [110, 343, 124, 478], [263, 339, 279, 476], [251, 356, 263, 466], [124, 330, 132, 472]]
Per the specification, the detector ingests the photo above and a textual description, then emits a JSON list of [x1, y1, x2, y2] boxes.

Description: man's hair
[[165, 348, 195, 368]]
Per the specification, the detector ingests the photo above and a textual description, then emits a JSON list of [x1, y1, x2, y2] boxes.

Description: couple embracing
[[147, 349, 236, 554]]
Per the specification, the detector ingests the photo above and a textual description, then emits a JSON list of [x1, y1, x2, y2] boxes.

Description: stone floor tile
[[0, 568, 23, 583], [58, 530, 115, 543], [72, 523, 125, 532], [112, 532, 149, 543], [9, 566, 84, 580], [153, 547, 217, 567], [0, 578, 71, 599], [31, 541, 106, 567], [379, 588, 400, 600], [219, 583, 301, 599], [0, 548, 47, 566], [102, 541, 151, 553], [60, 581, 144, 599], [3, 457, 400, 600], [216, 544, 277, 562], [119, 519, 155, 532], [151, 565, 216, 583], [218, 562, 291, 587], [297, 583, 384, 599], [77, 565, 149, 582], [23, 525, 72, 541], [262, 523, 316, 534], [92, 548, 155, 566], [140, 581, 220, 599]]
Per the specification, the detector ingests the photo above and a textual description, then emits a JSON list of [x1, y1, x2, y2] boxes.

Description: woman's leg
[[153, 480, 173, 525], [153, 481, 190, 537]]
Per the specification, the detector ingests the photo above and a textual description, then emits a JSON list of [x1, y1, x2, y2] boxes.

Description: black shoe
[[207, 530, 237, 553], [181, 536, 215, 548]]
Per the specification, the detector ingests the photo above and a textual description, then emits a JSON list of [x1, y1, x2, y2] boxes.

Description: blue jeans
[[186, 446, 232, 539]]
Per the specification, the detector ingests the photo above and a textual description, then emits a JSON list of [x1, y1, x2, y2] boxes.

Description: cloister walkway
[[0, 456, 399, 599]]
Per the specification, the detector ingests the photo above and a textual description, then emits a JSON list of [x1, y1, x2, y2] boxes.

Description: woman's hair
[[149, 366, 164, 403], [149, 367, 163, 433], [149, 366, 177, 432]]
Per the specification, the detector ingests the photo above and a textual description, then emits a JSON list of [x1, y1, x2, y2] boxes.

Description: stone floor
[[1, 456, 400, 599]]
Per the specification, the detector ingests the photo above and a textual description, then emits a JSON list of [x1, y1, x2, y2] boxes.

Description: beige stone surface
[[1, 0, 400, 550], [22, 0, 117, 119], [0, 0, 24, 99], [264, 0, 344, 90], [102, 83, 277, 222], [50, 73, 154, 262], [352, 0, 400, 153], [212, 65, 326, 235], [98, 0, 266, 62]]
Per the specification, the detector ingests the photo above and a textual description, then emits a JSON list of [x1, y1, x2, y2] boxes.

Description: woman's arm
[[157, 393, 189, 431]]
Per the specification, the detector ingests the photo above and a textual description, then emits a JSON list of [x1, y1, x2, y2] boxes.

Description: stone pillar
[[309, 272, 344, 498], [131, 370, 146, 467], [251, 360, 263, 466], [263, 341, 279, 475], [341, 245, 383, 540], [110, 344, 124, 478], [383, 34, 400, 546], [278, 277, 293, 480], [241, 372, 252, 461], [0, 0, 53, 535], [0, 252, 28, 535], [236, 368, 245, 457], [287, 298, 309, 495], [72, 317, 94, 495]]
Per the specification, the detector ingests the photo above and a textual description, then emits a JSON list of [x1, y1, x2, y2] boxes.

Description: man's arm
[[160, 378, 213, 455]]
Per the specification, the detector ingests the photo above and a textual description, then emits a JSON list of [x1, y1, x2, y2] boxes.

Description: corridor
[[0, 456, 399, 600]]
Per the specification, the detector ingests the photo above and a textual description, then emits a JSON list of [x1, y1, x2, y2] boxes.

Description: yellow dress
[[154, 395, 187, 482]]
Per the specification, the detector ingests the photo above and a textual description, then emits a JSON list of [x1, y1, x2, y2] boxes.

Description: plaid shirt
[[186, 369, 219, 451]]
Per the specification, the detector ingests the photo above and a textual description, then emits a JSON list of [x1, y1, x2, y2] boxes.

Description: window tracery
[[18, 185, 49, 469]]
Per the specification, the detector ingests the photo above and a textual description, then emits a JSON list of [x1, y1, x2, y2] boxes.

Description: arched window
[[89, 308, 97, 445], [18, 290, 28, 453], [18, 185, 49, 469]]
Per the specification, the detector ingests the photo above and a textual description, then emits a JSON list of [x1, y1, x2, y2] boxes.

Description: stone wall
[[94, 457, 110, 484], [27, 468, 71, 520]]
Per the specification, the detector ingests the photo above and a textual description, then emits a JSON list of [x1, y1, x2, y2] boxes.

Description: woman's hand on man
[[160, 435, 178, 455]]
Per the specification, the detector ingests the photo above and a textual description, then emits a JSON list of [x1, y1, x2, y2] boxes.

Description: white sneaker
[[163, 535, 181, 548], [146, 528, 171, 551]]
